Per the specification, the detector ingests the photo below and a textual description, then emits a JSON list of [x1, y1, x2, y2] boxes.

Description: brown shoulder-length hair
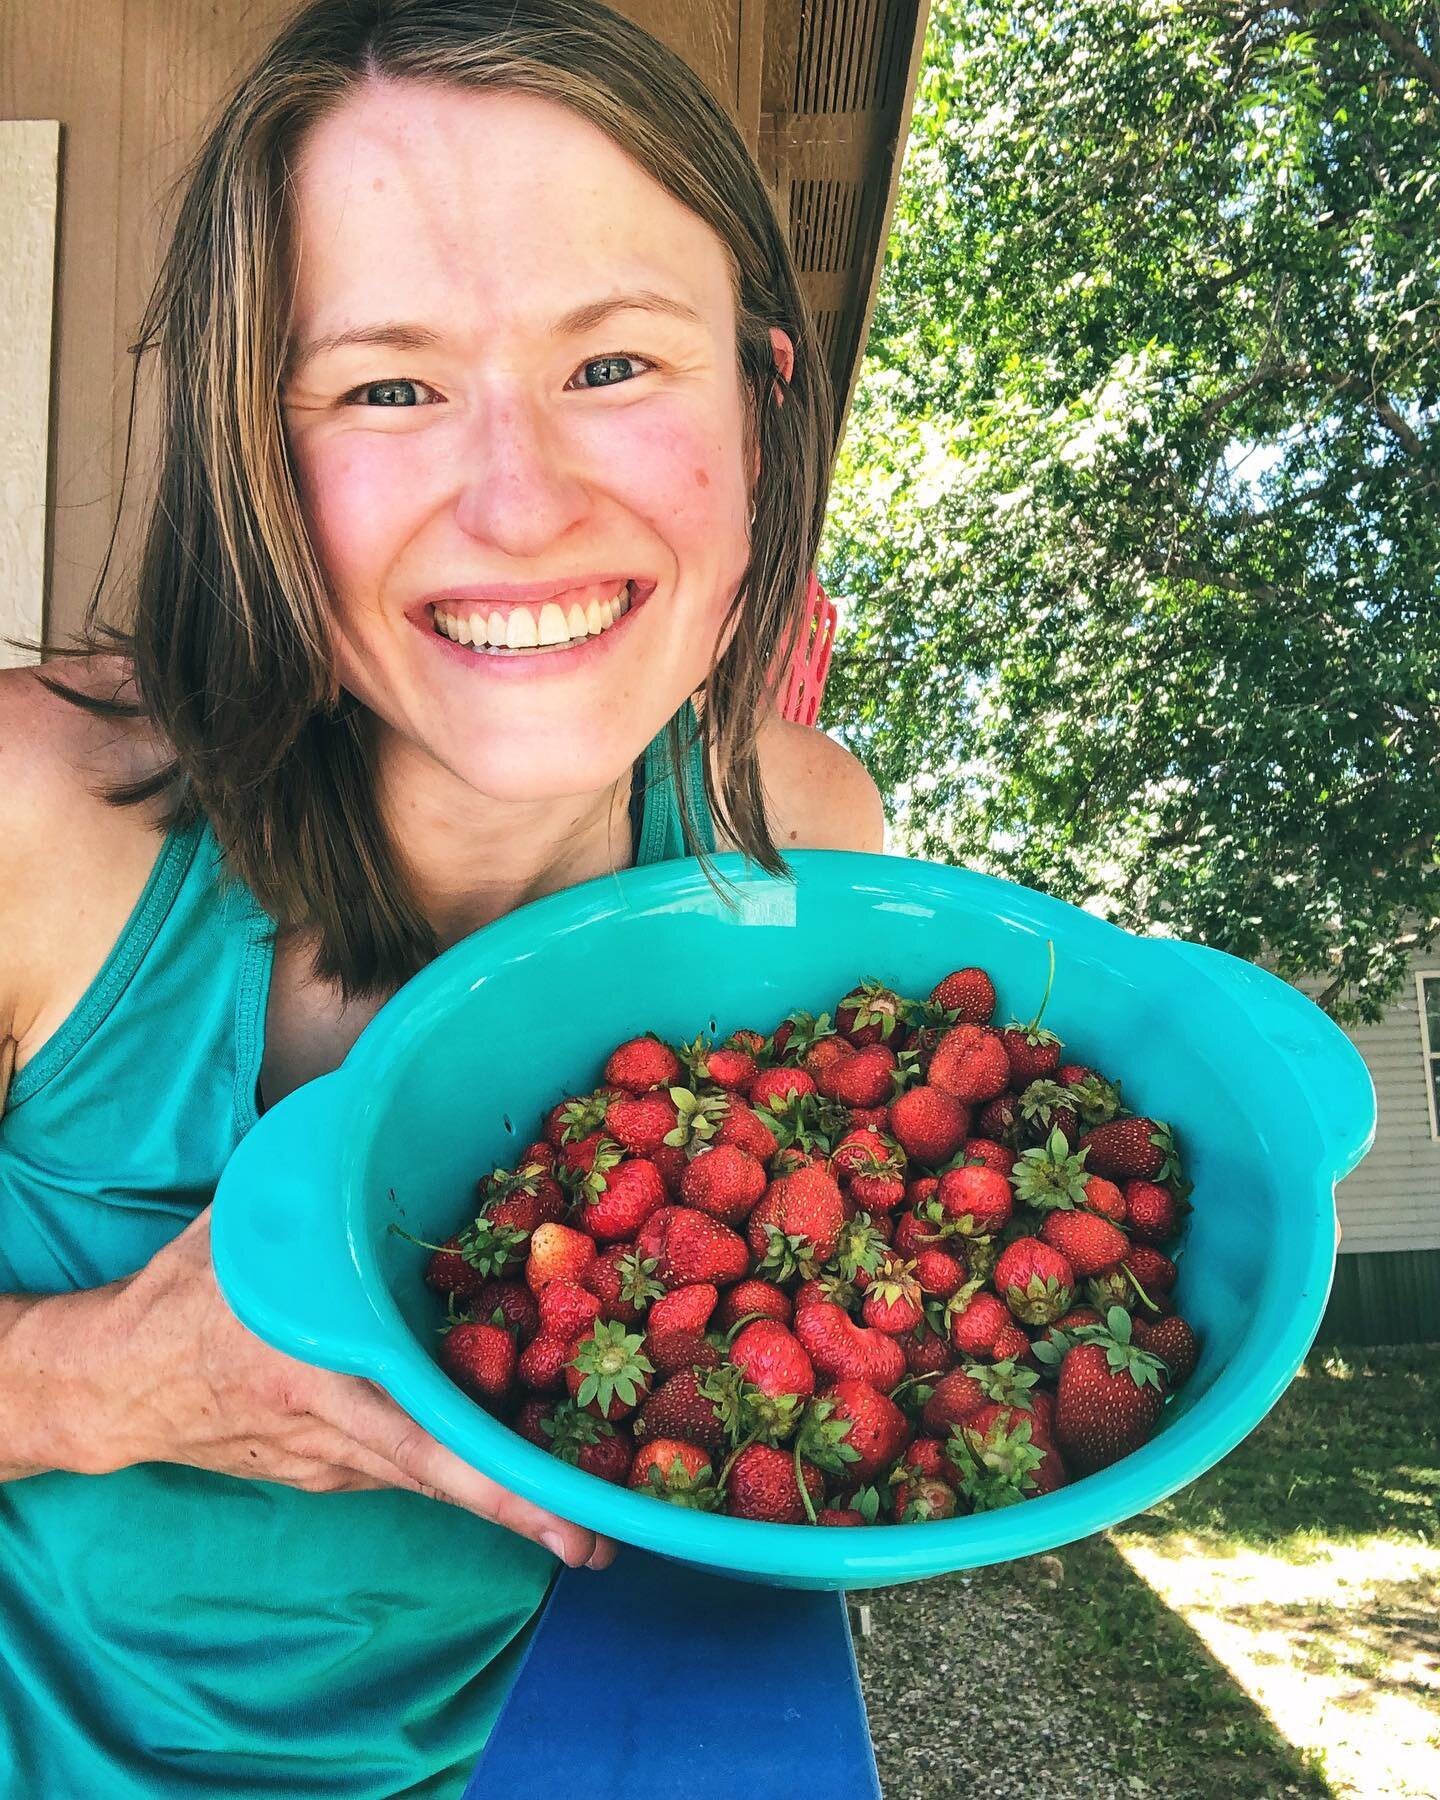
[[26, 0, 834, 1002]]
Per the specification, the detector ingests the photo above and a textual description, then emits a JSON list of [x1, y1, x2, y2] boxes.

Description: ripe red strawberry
[[888, 1085, 971, 1165], [681, 1144, 767, 1225], [604, 1035, 682, 1094], [899, 1436, 951, 1480], [1053, 1311, 1167, 1473], [794, 1302, 907, 1389], [929, 1025, 1012, 1104], [920, 1366, 992, 1435], [482, 1164, 567, 1234], [681, 1036, 759, 1093], [803, 1036, 853, 1084], [845, 1142, 909, 1213], [1132, 1313, 1199, 1388], [1125, 1179, 1182, 1244], [576, 1427, 636, 1486], [1000, 1026, 1062, 1086], [835, 981, 905, 1047], [820, 1379, 912, 1482], [729, 1320, 817, 1401], [947, 1289, 1012, 1359], [516, 1331, 571, 1394], [1124, 1244, 1178, 1298], [1033, 1305, 1104, 1361], [935, 1164, 1014, 1235], [929, 968, 996, 1023], [647, 1282, 718, 1337], [512, 1397, 555, 1447], [891, 1205, 944, 1259], [581, 1243, 664, 1325], [712, 1087, 777, 1159], [1039, 1210, 1130, 1278], [628, 1438, 719, 1505], [993, 1237, 1076, 1326], [604, 1091, 678, 1155], [723, 1443, 825, 1523], [422, 1237, 491, 1299], [472, 1277, 541, 1345], [525, 1223, 598, 1293], [440, 1321, 516, 1406], [861, 1260, 926, 1335], [1083, 1175, 1127, 1222], [576, 1155, 667, 1242], [975, 1093, 1019, 1143], [825, 1045, 898, 1109], [749, 1167, 847, 1277], [952, 1401, 1070, 1500], [564, 1321, 654, 1421], [903, 1321, 955, 1377], [716, 1278, 792, 1332], [992, 1320, 1034, 1364], [749, 1067, 817, 1110], [817, 1507, 866, 1527], [831, 1127, 887, 1179], [537, 1279, 604, 1344], [650, 1142, 689, 1196], [793, 1272, 858, 1313], [645, 1328, 722, 1378], [912, 1245, 967, 1299], [1079, 1116, 1180, 1182], [632, 1369, 731, 1452], [635, 1205, 750, 1287], [960, 1137, 1017, 1177]]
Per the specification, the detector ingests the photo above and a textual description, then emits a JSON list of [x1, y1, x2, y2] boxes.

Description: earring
[[748, 500, 757, 527]]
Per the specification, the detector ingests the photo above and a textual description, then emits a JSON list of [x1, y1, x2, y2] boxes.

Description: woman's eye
[[340, 356, 653, 408]]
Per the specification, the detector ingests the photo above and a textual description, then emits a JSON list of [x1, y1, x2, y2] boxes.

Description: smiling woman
[[0, 2, 881, 1797]]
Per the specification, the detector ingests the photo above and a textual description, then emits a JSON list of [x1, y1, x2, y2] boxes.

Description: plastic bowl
[[212, 851, 1374, 1591]]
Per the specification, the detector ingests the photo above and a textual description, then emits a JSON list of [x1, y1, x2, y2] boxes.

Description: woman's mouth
[[430, 579, 639, 656]]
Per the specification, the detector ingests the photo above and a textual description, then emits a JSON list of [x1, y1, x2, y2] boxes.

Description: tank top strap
[[634, 697, 717, 864]]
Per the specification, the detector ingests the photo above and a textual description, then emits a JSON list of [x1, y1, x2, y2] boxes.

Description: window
[[1419, 973, 1440, 1140]]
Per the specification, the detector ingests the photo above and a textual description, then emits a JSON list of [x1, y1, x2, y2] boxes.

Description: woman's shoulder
[[750, 709, 886, 853], [0, 654, 178, 1059]]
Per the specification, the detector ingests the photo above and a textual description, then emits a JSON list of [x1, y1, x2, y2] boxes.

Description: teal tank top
[[0, 706, 715, 1799]]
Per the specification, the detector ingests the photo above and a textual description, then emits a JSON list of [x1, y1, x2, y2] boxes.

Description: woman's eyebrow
[[288, 289, 706, 371]]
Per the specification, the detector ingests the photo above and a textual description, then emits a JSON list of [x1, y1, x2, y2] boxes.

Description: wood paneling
[[1319, 1247, 1440, 1346]]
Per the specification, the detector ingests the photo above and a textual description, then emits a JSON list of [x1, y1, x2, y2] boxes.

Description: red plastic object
[[778, 572, 837, 727]]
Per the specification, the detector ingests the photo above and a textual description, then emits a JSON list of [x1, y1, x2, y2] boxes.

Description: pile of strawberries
[[408, 957, 1200, 1525]]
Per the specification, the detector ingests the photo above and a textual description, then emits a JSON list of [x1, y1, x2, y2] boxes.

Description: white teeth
[[433, 581, 638, 652], [537, 601, 570, 645]]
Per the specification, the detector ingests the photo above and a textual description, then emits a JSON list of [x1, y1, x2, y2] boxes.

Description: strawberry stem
[[794, 1437, 820, 1525], [388, 1224, 451, 1255], [717, 1429, 762, 1490], [722, 1311, 772, 1347], [1120, 1261, 1164, 1313], [1025, 939, 1057, 1033]]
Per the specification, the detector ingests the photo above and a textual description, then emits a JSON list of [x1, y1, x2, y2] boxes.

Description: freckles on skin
[[693, 466, 710, 489]]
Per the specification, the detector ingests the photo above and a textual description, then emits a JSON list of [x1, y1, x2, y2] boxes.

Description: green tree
[[822, 0, 1439, 1021]]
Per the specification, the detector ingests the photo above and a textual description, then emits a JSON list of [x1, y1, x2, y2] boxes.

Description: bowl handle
[[1158, 938, 1376, 1182], [211, 1073, 389, 1378]]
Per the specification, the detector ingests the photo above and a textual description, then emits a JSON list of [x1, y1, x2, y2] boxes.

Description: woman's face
[[281, 81, 792, 803]]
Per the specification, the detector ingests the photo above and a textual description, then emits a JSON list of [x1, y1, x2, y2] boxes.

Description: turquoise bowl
[[211, 852, 1374, 1591]]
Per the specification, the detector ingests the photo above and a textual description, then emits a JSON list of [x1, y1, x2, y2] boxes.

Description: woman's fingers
[[311, 1377, 618, 1569]]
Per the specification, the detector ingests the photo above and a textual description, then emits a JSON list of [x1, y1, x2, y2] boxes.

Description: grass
[[855, 1345, 1439, 1799]]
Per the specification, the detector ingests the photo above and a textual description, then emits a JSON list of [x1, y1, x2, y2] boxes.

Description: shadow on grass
[[1125, 1346, 1440, 1553], [856, 1533, 1333, 1800]]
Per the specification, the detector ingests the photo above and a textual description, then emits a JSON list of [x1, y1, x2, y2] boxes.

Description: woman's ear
[[753, 328, 796, 481]]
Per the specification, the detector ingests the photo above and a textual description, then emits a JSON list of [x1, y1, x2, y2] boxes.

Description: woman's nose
[[452, 392, 593, 549]]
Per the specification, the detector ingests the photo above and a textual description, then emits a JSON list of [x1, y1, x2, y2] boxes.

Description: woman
[[0, 0, 883, 1794]]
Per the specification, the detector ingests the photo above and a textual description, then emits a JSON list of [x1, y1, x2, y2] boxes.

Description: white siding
[[1326, 950, 1440, 1255]]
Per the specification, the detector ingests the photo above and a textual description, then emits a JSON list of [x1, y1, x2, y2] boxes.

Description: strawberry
[[472, 1278, 541, 1345], [861, 1260, 926, 1335], [628, 1439, 720, 1506], [749, 1167, 846, 1278], [891, 1205, 945, 1259], [928, 1025, 1011, 1104], [650, 1142, 689, 1196], [845, 1142, 909, 1214], [645, 1328, 722, 1378], [604, 1091, 678, 1155], [749, 1067, 817, 1111], [543, 1399, 635, 1484], [544, 1092, 610, 1147], [794, 1302, 907, 1389], [888, 1085, 970, 1165], [912, 1245, 967, 1299], [992, 1320, 1035, 1364], [1053, 1307, 1167, 1473], [825, 1045, 898, 1109], [946, 1289, 1012, 1359], [582, 1244, 664, 1324], [1032, 1305, 1104, 1362], [1039, 1209, 1130, 1278], [1078, 1116, 1181, 1183], [512, 1397, 555, 1447], [725, 1028, 769, 1057], [635, 1205, 750, 1287], [993, 1237, 1076, 1326], [576, 1427, 636, 1486], [574, 1153, 667, 1242], [422, 1237, 491, 1299], [723, 1443, 824, 1523], [891, 1473, 960, 1522], [948, 1403, 1069, 1503], [1123, 1244, 1178, 1298], [681, 1144, 767, 1225], [716, 1278, 792, 1332], [537, 1279, 604, 1344], [848, 1105, 891, 1132], [604, 1035, 682, 1094], [935, 1164, 1014, 1235], [793, 1272, 858, 1313], [975, 1093, 1020, 1143], [819, 1379, 912, 1482], [1125, 1179, 1182, 1244], [959, 1137, 1017, 1177], [516, 1331, 571, 1394], [835, 980, 905, 1047], [922, 1359, 1039, 1436], [929, 968, 995, 1023], [830, 1127, 887, 1180], [1015, 1080, 1080, 1149], [729, 1320, 816, 1402], [647, 1282, 718, 1337], [632, 1369, 731, 1453], [439, 1321, 516, 1406], [1132, 1313, 1200, 1388], [524, 1222, 598, 1293], [898, 1436, 951, 1480], [1001, 1026, 1062, 1086], [679, 1034, 758, 1093], [903, 1321, 955, 1377], [816, 1507, 868, 1527], [803, 1037, 853, 1084], [564, 1320, 655, 1421], [1083, 1175, 1127, 1222]]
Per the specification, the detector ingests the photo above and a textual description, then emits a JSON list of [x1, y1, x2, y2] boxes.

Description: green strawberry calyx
[[662, 1086, 727, 1150], [568, 1321, 655, 1415], [1012, 1129, 1093, 1210], [1070, 1305, 1168, 1389]]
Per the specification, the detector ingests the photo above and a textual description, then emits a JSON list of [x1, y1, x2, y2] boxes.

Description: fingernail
[[541, 1531, 570, 1563]]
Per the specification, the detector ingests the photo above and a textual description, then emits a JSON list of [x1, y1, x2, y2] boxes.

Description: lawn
[[854, 1345, 1440, 1799]]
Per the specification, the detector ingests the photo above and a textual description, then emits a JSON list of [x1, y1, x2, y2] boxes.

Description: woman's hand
[[20, 1209, 617, 1571]]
